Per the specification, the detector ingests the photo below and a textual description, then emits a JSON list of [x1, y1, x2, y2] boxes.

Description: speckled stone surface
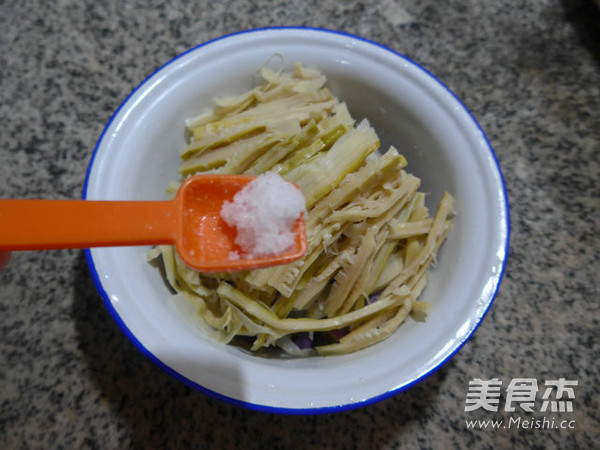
[[1, 0, 598, 448]]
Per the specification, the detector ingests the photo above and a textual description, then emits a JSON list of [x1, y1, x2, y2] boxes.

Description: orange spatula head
[[174, 175, 307, 272]]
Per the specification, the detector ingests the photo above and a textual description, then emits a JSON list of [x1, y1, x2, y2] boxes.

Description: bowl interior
[[85, 28, 508, 413]]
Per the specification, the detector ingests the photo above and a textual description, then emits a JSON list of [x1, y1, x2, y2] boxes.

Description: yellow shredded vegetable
[[148, 62, 455, 356]]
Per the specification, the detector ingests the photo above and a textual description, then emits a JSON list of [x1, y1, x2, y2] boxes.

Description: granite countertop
[[1, 1, 598, 448]]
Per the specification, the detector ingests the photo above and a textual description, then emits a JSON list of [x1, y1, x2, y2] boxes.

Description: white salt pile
[[220, 173, 306, 258]]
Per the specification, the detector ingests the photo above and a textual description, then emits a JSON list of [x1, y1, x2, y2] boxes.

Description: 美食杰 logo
[[464, 378, 578, 430]]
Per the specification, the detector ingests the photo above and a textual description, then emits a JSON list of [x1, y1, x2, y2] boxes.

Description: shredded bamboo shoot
[[148, 62, 455, 356]]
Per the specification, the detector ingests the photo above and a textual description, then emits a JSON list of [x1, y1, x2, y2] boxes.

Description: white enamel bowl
[[84, 27, 509, 414]]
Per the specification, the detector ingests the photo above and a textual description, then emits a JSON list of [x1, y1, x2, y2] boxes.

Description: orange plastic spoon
[[0, 174, 307, 272]]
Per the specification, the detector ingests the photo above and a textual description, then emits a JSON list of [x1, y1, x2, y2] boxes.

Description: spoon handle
[[0, 199, 178, 251]]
